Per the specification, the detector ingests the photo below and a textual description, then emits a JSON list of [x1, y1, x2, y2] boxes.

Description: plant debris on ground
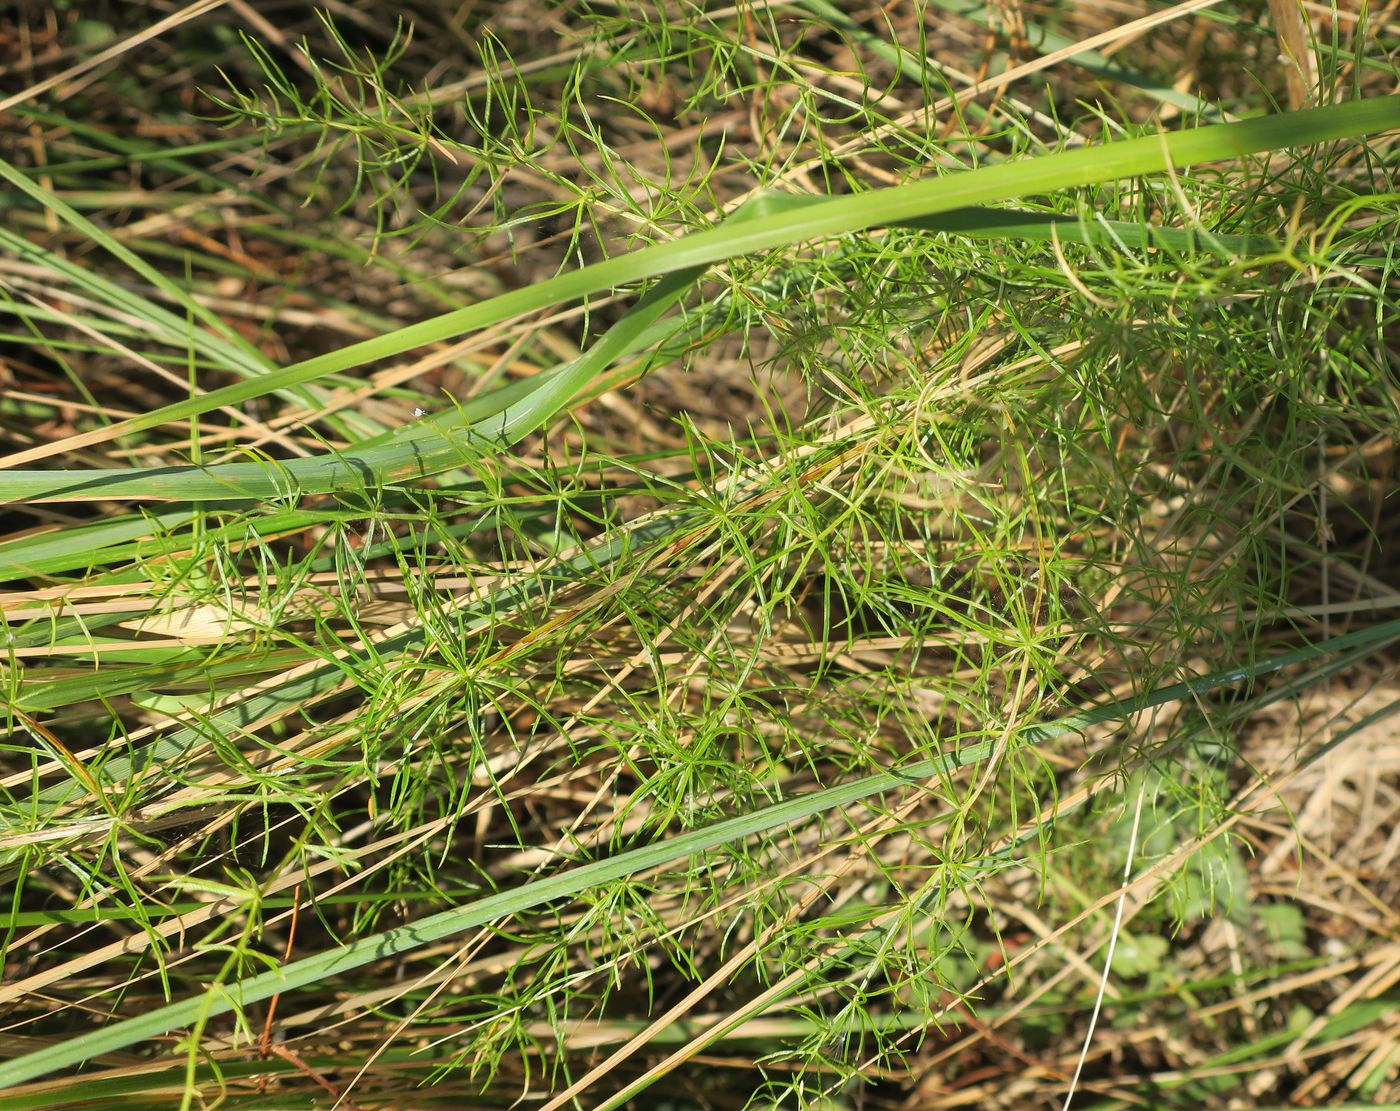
[[0, 2, 1397, 1108]]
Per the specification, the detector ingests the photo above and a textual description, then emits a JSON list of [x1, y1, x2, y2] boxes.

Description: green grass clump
[[0, 3, 1398, 1108]]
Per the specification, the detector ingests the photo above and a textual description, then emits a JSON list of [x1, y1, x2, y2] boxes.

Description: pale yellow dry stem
[[720, 0, 1237, 213], [538, 790, 939, 1110], [0, 0, 229, 115], [1267, 0, 1318, 109]]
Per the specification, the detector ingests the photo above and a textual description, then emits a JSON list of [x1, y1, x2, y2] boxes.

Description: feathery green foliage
[[1, 3, 1397, 1108]]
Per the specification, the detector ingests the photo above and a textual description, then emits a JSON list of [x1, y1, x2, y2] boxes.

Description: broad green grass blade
[[0, 197, 1257, 503], [0, 510, 197, 580], [0, 225, 270, 384], [0, 94, 1391, 469], [3, 98, 1392, 501], [15, 497, 699, 811], [0, 158, 265, 367], [7, 614, 1400, 1088], [0, 739, 993, 1088], [0, 266, 703, 501]]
